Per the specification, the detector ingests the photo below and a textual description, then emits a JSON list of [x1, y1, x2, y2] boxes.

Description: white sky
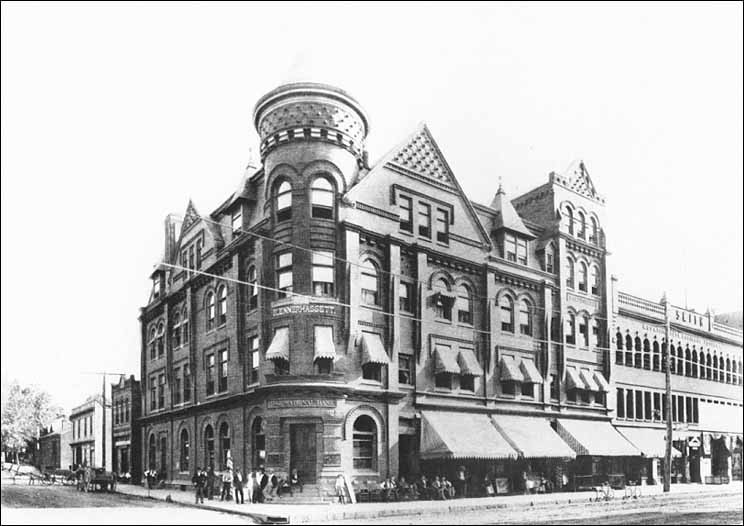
[[2, 2, 742, 411]]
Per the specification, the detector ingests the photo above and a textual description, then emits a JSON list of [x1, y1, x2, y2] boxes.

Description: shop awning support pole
[[662, 293, 672, 493]]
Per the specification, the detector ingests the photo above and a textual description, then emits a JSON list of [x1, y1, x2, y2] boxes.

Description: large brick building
[[139, 82, 742, 495]]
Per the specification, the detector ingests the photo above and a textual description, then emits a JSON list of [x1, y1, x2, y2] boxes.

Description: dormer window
[[546, 247, 555, 273], [517, 238, 528, 265], [505, 234, 517, 262], [311, 178, 334, 219], [152, 275, 162, 300], [231, 208, 242, 235]]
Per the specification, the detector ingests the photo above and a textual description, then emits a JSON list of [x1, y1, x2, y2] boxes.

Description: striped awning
[[565, 367, 583, 390], [361, 332, 389, 365], [500, 357, 524, 382], [313, 326, 335, 361], [434, 346, 461, 375], [593, 371, 610, 392], [457, 348, 483, 376], [265, 327, 289, 361], [556, 419, 642, 457], [491, 414, 576, 459], [580, 369, 600, 391], [616, 427, 682, 458], [421, 411, 518, 460], [519, 359, 543, 384]]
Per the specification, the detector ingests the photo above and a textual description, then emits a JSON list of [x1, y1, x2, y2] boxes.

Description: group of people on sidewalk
[[191, 466, 304, 505]]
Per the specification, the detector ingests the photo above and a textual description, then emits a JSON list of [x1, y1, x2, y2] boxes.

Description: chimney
[[164, 215, 176, 264]]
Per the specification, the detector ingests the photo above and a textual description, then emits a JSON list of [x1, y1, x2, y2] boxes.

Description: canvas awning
[[519, 359, 543, 384], [565, 367, 583, 390], [265, 327, 289, 361], [593, 371, 610, 392], [457, 348, 483, 376], [360, 332, 390, 365], [500, 357, 524, 382], [491, 414, 576, 459], [421, 411, 518, 460], [313, 326, 335, 361], [616, 427, 682, 458], [556, 419, 642, 457], [580, 369, 600, 392], [434, 346, 461, 375]]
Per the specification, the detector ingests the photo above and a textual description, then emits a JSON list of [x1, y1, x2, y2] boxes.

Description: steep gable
[[551, 160, 604, 203], [389, 126, 455, 187]]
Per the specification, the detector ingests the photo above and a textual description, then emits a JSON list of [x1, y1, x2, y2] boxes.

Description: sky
[[1, 2, 742, 411]]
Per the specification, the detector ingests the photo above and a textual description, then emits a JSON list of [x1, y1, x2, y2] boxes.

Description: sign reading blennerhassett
[[272, 303, 337, 316], [268, 399, 337, 409]]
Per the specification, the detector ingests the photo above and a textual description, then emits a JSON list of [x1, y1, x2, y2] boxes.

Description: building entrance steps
[[114, 480, 743, 524]]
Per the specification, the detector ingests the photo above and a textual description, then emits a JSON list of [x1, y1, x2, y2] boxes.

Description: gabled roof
[[551, 160, 603, 202], [347, 123, 492, 250], [489, 185, 535, 239], [176, 199, 224, 252]]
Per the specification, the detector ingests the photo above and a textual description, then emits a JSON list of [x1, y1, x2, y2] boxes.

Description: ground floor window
[[352, 415, 377, 470]]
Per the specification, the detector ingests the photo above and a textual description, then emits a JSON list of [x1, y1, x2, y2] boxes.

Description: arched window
[[685, 348, 692, 377], [718, 355, 724, 383], [361, 259, 380, 306], [519, 300, 532, 336], [204, 425, 215, 469], [577, 211, 586, 239], [691, 349, 698, 378], [156, 322, 165, 358], [566, 207, 574, 235], [713, 354, 719, 381], [148, 434, 156, 471], [590, 266, 600, 295], [456, 284, 472, 324], [434, 279, 452, 321], [217, 285, 227, 326], [275, 180, 292, 222], [616, 331, 624, 365], [652, 341, 660, 371], [219, 423, 230, 470], [706, 352, 712, 380], [625, 334, 633, 366], [149, 327, 157, 360], [590, 217, 599, 244], [579, 315, 590, 347], [676, 346, 684, 376], [180, 429, 189, 472], [181, 309, 189, 345], [565, 313, 576, 345], [247, 266, 258, 311], [545, 245, 555, 273], [738, 360, 742, 385], [352, 415, 377, 471], [643, 339, 651, 370], [499, 296, 514, 333], [578, 262, 588, 293], [566, 259, 575, 289], [172, 311, 181, 349], [206, 292, 215, 331], [725, 358, 731, 384], [634, 337, 642, 369], [252, 417, 265, 469], [311, 177, 334, 219]]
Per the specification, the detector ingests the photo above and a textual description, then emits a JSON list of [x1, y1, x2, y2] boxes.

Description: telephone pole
[[662, 293, 672, 493]]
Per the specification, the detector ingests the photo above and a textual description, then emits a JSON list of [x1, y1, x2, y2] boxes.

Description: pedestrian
[[245, 470, 255, 503], [233, 468, 244, 504], [192, 467, 206, 504], [455, 465, 467, 498], [221, 468, 233, 501], [259, 466, 269, 497], [335, 474, 346, 504], [251, 469, 262, 503], [289, 467, 303, 496], [267, 470, 278, 499], [207, 465, 216, 500]]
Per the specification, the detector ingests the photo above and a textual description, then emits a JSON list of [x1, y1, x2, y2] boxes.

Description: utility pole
[[662, 293, 672, 493]]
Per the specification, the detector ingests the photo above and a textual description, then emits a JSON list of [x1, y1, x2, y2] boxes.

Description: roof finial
[[246, 147, 258, 170], [496, 176, 505, 195]]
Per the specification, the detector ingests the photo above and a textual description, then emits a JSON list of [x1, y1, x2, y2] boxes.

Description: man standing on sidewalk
[[233, 468, 244, 504], [192, 467, 206, 504]]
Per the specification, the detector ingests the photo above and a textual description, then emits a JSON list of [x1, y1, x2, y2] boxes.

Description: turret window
[[311, 178, 334, 219], [276, 181, 292, 222], [276, 252, 293, 299], [312, 251, 335, 297], [231, 208, 242, 234]]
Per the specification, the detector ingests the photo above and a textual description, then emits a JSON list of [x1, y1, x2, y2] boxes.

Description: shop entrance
[[290, 424, 317, 483], [399, 434, 418, 479]]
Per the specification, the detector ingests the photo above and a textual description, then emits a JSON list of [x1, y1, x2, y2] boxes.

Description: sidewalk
[[114, 481, 743, 524]]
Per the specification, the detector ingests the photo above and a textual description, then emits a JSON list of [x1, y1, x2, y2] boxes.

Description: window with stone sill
[[460, 375, 475, 392], [456, 284, 472, 325], [398, 355, 414, 385], [435, 208, 449, 244], [361, 259, 380, 306], [157, 373, 165, 409], [231, 208, 242, 235], [519, 300, 532, 336], [502, 380, 517, 396], [399, 282, 413, 313], [362, 363, 382, 382], [418, 202, 431, 239], [173, 367, 181, 405], [578, 262, 588, 293], [566, 259, 575, 289], [435, 372, 452, 390], [565, 314, 576, 345], [217, 285, 228, 327], [276, 252, 293, 299], [591, 266, 600, 296], [311, 177, 335, 220], [579, 389, 590, 404], [500, 296, 514, 333], [218, 349, 228, 393], [521, 382, 534, 398], [579, 316, 589, 347], [315, 358, 333, 375], [399, 195, 413, 233], [206, 353, 215, 396], [248, 335, 259, 385], [274, 358, 290, 376], [206, 291, 216, 331], [312, 251, 335, 297], [505, 234, 517, 262]]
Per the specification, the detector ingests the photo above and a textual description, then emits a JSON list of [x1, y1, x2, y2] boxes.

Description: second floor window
[[566, 314, 576, 345], [231, 208, 242, 234], [579, 316, 589, 347], [218, 285, 227, 326], [276, 252, 293, 299], [591, 266, 600, 295], [399, 196, 412, 233], [399, 282, 413, 313], [183, 364, 191, 402], [157, 374, 165, 409], [150, 377, 156, 410], [248, 335, 259, 385], [182, 311, 189, 345], [434, 279, 452, 321], [171, 312, 181, 349], [418, 203, 431, 238], [566, 259, 575, 289], [519, 300, 532, 336], [311, 178, 334, 219], [398, 355, 414, 385], [206, 292, 216, 330], [361, 259, 380, 306], [275, 181, 292, 222], [218, 349, 228, 392], [156, 322, 164, 357], [500, 296, 514, 332], [578, 262, 588, 292], [312, 251, 335, 297], [206, 354, 215, 396], [247, 266, 258, 310], [505, 234, 517, 262], [517, 238, 528, 265], [435, 208, 449, 244], [174, 367, 181, 405], [456, 284, 472, 324]]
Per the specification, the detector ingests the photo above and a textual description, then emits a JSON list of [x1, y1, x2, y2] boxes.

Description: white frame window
[[312, 251, 335, 297]]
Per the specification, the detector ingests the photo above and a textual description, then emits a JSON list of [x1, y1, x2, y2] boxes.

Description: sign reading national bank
[[268, 399, 337, 409]]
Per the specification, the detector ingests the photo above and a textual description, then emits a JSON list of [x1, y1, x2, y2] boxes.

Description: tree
[[1, 382, 61, 463]]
